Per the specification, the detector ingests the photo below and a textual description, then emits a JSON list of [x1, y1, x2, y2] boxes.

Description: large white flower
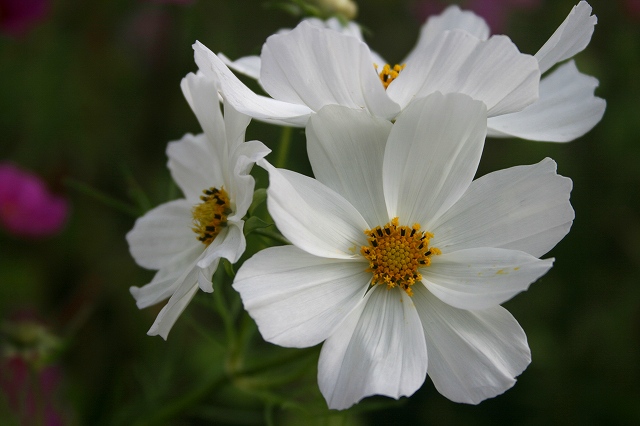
[[127, 73, 270, 339], [195, 1, 603, 142], [232, 92, 574, 409]]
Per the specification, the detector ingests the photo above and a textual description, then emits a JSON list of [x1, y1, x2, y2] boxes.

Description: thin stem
[[64, 178, 140, 217], [134, 347, 317, 426], [275, 126, 293, 169]]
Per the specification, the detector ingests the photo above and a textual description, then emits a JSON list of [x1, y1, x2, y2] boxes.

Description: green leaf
[[244, 215, 272, 235]]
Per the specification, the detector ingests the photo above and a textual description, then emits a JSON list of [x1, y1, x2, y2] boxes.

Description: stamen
[[191, 187, 230, 246], [360, 217, 440, 297], [375, 63, 406, 89]]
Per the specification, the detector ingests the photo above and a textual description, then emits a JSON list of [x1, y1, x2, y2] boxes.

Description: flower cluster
[[127, 1, 603, 410]]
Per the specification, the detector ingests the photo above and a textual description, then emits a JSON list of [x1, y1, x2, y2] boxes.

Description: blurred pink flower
[[0, 163, 68, 238], [416, 0, 541, 33], [624, 0, 640, 20], [0, 358, 65, 426], [0, 0, 49, 36], [1, 317, 66, 426]]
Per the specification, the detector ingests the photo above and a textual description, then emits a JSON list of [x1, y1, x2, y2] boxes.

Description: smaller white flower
[[127, 73, 270, 339], [233, 92, 574, 409]]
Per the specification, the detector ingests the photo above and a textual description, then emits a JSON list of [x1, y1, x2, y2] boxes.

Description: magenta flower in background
[[416, 0, 541, 33], [624, 0, 640, 20], [0, 163, 68, 238], [1, 317, 66, 426], [0, 0, 49, 37], [0, 357, 65, 426]]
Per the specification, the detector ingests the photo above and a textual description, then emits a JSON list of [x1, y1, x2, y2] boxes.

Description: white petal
[[227, 140, 271, 220], [304, 18, 388, 78], [147, 272, 200, 340], [233, 245, 370, 348], [413, 285, 530, 404], [318, 285, 427, 410], [134, 253, 207, 339], [180, 73, 227, 153], [197, 258, 218, 294], [197, 220, 245, 271], [261, 159, 369, 259], [404, 5, 489, 64], [194, 41, 313, 127], [389, 31, 540, 116], [126, 200, 200, 270], [129, 247, 200, 309], [260, 21, 400, 120], [218, 53, 261, 80], [431, 158, 574, 257], [307, 105, 392, 227], [423, 248, 553, 310], [222, 102, 252, 151], [167, 133, 224, 202], [487, 60, 605, 142], [535, 1, 597, 74], [384, 92, 487, 227]]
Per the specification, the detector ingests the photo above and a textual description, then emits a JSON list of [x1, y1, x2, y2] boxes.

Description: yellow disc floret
[[191, 187, 231, 246], [375, 63, 406, 89], [361, 217, 440, 296]]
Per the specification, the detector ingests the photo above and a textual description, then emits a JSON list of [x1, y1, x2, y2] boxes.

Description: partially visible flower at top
[[0, 163, 68, 238], [195, 1, 604, 143], [0, 0, 49, 36], [126, 73, 270, 339], [416, 0, 541, 34], [233, 92, 574, 409], [312, 0, 358, 20]]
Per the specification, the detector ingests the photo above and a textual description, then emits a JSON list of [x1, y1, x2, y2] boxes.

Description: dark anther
[[372, 240, 378, 247], [376, 228, 383, 237], [385, 227, 391, 235], [400, 229, 406, 236], [418, 243, 424, 250], [410, 229, 416, 237]]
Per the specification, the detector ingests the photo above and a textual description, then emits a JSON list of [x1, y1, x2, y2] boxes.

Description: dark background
[[1, 0, 638, 424]]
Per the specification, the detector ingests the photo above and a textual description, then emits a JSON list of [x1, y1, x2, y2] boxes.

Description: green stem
[[275, 126, 293, 168], [134, 347, 317, 426], [64, 178, 141, 217]]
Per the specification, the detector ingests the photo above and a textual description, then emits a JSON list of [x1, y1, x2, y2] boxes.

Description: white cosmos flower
[[195, 1, 603, 143], [232, 92, 574, 409], [127, 73, 270, 339]]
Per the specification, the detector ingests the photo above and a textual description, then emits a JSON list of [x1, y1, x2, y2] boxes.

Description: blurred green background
[[1, 0, 639, 424]]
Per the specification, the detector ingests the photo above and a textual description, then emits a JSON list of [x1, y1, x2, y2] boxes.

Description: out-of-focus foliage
[[0, 0, 638, 424]]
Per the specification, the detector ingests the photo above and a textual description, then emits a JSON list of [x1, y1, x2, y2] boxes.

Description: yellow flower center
[[361, 217, 440, 296], [375, 63, 406, 89], [191, 187, 231, 246]]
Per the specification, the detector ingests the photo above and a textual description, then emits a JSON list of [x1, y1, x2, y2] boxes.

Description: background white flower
[[195, 1, 603, 143], [233, 92, 574, 409], [127, 73, 270, 339]]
